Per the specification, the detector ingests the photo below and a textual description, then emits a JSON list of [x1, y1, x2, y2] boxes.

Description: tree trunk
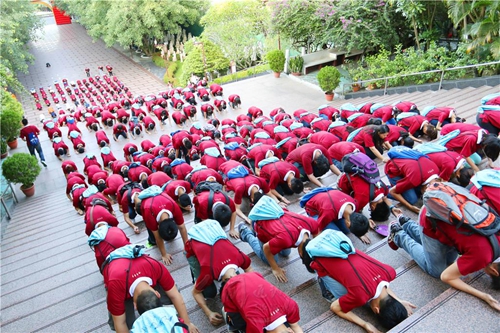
[[412, 17, 420, 50]]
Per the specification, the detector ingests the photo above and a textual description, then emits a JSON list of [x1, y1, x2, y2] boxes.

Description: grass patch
[[162, 60, 183, 86], [213, 64, 270, 85]]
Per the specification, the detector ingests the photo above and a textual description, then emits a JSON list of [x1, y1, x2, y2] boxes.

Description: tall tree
[[445, 0, 500, 59], [57, 0, 209, 55], [200, 0, 270, 69], [0, 0, 42, 91]]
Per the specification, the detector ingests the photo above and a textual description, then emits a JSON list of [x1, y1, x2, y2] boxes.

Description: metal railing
[[342, 60, 500, 95]]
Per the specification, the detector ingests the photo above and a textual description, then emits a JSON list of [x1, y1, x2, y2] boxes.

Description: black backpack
[[195, 181, 229, 218]]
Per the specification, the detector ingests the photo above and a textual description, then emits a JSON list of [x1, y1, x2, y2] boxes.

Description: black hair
[[78, 147, 85, 154], [57, 148, 65, 156], [129, 146, 137, 154], [97, 182, 107, 192], [373, 125, 389, 147], [183, 139, 193, 150], [163, 165, 172, 177], [482, 134, 500, 161], [191, 153, 200, 161], [91, 123, 98, 131], [219, 279, 228, 297], [99, 140, 106, 148], [349, 212, 369, 237], [378, 294, 408, 329], [168, 153, 176, 161], [158, 218, 179, 241], [148, 123, 155, 130], [491, 262, 500, 290], [370, 201, 390, 222], [141, 179, 149, 189], [212, 203, 232, 228], [107, 119, 113, 127], [290, 178, 304, 194], [134, 127, 141, 136], [298, 138, 309, 146], [313, 154, 330, 177], [300, 239, 316, 273], [402, 136, 414, 148], [189, 108, 196, 117], [214, 130, 221, 140], [136, 289, 162, 315], [346, 126, 356, 133], [178, 193, 192, 208], [367, 118, 382, 126], [117, 124, 124, 131], [457, 167, 474, 187], [425, 124, 438, 140], [22, 118, 28, 126], [252, 191, 264, 205]]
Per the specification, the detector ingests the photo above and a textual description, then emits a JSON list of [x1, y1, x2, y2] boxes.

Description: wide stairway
[[2, 84, 500, 333]]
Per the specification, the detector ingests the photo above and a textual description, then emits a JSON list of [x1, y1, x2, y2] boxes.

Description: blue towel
[[346, 128, 362, 142], [435, 129, 461, 147], [107, 244, 145, 264], [421, 106, 436, 116], [224, 142, 240, 151], [82, 185, 98, 198], [170, 159, 186, 167], [477, 105, 500, 114], [101, 147, 111, 155], [69, 130, 80, 138], [369, 103, 386, 113], [340, 103, 357, 112], [396, 112, 419, 121], [248, 196, 284, 221], [290, 122, 304, 130], [247, 143, 263, 151], [471, 169, 500, 190], [481, 92, 500, 105], [188, 219, 227, 245], [138, 185, 162, 200], [275, 137, 292, 148], [300, 187, 335, 208], [205, 147, 221, 157], [347, 113, 364, 122], [130, 306, 185, 333], [306, 229, 355, 259], [328, 121, 347, 130], [258, 156, 280, 168], [274, 125, 289, 133], [254, 131, 270, 139], [88, 225, 110, 247]]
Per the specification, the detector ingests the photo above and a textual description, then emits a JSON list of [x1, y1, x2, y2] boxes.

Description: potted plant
[[317, 66, 341, 101], [351, 77, 361, 92], [266, 50, 286, 78], [0, 92, 24, 149], [1, 140, 7, 159], [1, 153, 42, 197], [288, 56, 304, 76]]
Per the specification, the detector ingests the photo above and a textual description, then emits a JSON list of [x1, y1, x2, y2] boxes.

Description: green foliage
[[288, 56, 304, 73], [1, 153, 41, 187], [213, 64, 269, 84], [180, 39, 230, 85], [1, 139, 7, 155], [266, 49, 285, 73], [58, 0, 209, 54], [0, 91, 24, 141], [152, 53, 167, 68], [0, 1, 42, 91], [163, 61, 183, 86], [200, 0, 270, 68], [317, 66, 341, 94], [348, 42, 481, 87]]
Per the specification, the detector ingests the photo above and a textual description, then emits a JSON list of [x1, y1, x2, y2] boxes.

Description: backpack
[[130, 306, 188, 333], [423, 182, 500, 260], [414, 142, 448, 155], [306, 229, 355, 259], [387, 146, 427, 161], [346, 128, 362, 142], [226, 165, 249, 179], [28, 132, 39, 146], [342, 152, 380, 184], [195, 181, 229, 218]]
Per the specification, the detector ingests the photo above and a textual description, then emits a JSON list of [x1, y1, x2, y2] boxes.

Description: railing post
[[439, 70, 445, 90], [384, 78, 388, 95]]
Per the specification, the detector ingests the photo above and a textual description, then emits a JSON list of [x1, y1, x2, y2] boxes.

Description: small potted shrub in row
[[2, 153, 42, 197], [317, 66, 341, 101], [288, 56, 304, 76], [266, 50, 286, 78]]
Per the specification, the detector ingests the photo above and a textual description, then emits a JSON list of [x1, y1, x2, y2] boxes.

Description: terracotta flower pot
[[274, 72, 281, 78], [352, 85, 361, 92], [7, 139, 18, 149], [21, 184, 36, 197], [1, 152, 8, 159], [291, 72, 301, 76], [367, 83, 378, 90], [325, 93, 334, 101]]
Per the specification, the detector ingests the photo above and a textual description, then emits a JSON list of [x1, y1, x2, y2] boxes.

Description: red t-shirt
[[385, 125, 408, 143], [91, 171, 108, 186], [309, 131, 341, 150], [247, 144, 281, 166], [372, 106, 395, 123], [312, 251, 396, 313], [123, 143, 138, 158], [140, 193, 184, 231], [119, 188, 142, 213], [190, 168, 223, 188], [84, 205, 119, 236], [112, 124, 127, 136], [479, 110, 500, 129], [66, 174, 86, 195], [147, 171, 172, 187], [127, 165, 152, 182], [351, 127, 378, 148], [292, 127, 314, 139], [440, 123, 483, 136], [172, 111, 187, 125], [255, 211, 319, 254], [95, 130, 109, 144], [426, 151, 463, 181], [93, 227, 130, 269], [163, 180, 191, 201], [469, 185, 500, 218], [19, 125, 40, 146], [384, 157, 439, 193], [218, 161, 250, 176], [419, 207, 500, 275], [396, 115, 426, 135], [221, 272, 300, 333], [328, 142, 365, 162], [103, 256, 175, 315], [329, 125, 350, 141], [172, 130, 192, 149], [304, 190, 356, 231], [347, 114, 372, 129], [425, 107, 454, 123], [445, 130, 483, 158], [337, 174, 388, 212], [62, 160, 78, 175], [70, 136, 85, 149], [185, 239, 251, 290], [225, 175, 270, 205], [193, 191, 236, 220], [103, 174, 125, 196], [141, 139, 156, 153], [285, 143, 331, 176], [311, 118, 331, 132], [260, 161, 300, 190], [200, 155, 226, 171], [172, 163, 193, 181]]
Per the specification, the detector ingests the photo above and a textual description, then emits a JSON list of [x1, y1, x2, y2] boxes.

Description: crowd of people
[[27, 66, 500, 333]]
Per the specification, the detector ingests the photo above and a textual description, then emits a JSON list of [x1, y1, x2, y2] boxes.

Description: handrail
[[342, 60, 500, 95]]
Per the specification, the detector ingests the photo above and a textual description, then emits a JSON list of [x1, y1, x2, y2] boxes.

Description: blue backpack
[[226, 165, 249, 179], [305, 229, 355, 259], [388, 146, 427, 160], [396, 112, 419, 121], [28, 132, 39, 146], [299, 187, 335, 208], [414, 142, 448, 155]]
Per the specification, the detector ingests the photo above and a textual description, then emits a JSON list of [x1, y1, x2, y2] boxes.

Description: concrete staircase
[[2, 83, 500, 333]]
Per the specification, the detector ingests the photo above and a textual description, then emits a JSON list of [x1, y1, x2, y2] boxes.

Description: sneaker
[[237, 222, 248, 237], [322, 289, 335, 303], [145, 242, 155, 249], [387, 220, 403, 251], [399, 215, 411, 226], [41, 161, 47, 167]]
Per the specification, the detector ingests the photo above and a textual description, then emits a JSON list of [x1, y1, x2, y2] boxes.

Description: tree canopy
[[0, 0, 42, 91], [57, 0, 209, 54], [180, 38, 229, 85], [200, 0, 270, 69]]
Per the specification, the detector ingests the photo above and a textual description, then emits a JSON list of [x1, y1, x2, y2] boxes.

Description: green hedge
[[213, 64, 270, 85], [162, 61, 183, 86], [152, 53, 167, 68]]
